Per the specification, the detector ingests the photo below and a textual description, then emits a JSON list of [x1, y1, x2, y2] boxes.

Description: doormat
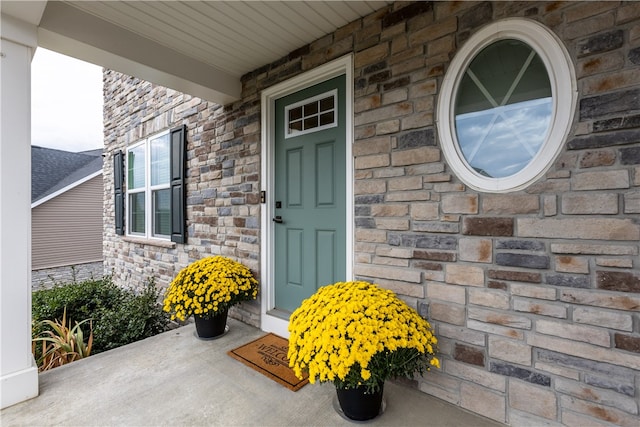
[[228, 333, 309, 391]]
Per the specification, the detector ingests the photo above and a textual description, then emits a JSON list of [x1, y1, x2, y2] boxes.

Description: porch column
[[0, 14, 39, 408]]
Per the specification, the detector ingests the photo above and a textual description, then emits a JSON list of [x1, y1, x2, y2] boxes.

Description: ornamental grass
[[163, 256, 258, 321], [288, 281, 439, 393], [32, 308, 93, 372]]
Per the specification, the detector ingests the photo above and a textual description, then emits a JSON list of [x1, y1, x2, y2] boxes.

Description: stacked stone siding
[[103, 75, 262, 326], [31, 261, 104, 291], [103, 2, 640, 425]]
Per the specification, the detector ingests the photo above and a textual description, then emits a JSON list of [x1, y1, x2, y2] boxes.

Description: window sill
[[123, 236, 176, 249]]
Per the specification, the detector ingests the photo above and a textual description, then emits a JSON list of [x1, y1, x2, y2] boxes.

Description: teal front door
[[273, 75, 346, 314]]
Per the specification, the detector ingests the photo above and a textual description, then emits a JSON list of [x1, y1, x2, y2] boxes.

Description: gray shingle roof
[[32, 146, 103, 203]]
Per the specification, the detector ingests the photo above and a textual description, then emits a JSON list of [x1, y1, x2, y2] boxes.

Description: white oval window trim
[[437, 18, 577, 193]]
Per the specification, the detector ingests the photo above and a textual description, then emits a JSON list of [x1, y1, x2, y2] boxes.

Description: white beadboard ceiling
[[2, 1, 393, 103], [64, 1, 392, 78]]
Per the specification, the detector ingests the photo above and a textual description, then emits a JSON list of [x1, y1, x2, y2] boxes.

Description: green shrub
[[32, 277, 168, 355], [93, 279, 168, 352], [32, 277, 123, 326]]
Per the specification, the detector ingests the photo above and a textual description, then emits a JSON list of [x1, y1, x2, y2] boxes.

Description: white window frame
[[125, 129, 171, 240], [260, 55, 354, 338], [437, 18, 577, 193]]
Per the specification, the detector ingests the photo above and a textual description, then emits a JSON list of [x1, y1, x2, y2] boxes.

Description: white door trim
[[260, 55, 354, 337]]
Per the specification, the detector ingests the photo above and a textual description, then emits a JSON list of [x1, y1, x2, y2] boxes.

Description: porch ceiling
[[2, 1, 392, 104], [65, 1, 391, 77]]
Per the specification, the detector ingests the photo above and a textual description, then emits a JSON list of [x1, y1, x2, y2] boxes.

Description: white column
[[0, 14, 39, 409]]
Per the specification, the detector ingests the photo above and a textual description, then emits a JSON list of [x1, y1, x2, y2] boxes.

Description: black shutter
[[113, 150, 125, 235], [170, 125, 187, 243]]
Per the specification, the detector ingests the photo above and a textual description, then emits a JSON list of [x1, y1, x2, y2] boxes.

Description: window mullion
[[465, 112, 500, 163], [438, 19, 576, 191], [125, 151, 130, 235], [501, 49, 537, 106], [145, 137, 152, 239], [124, 129, 174, 240]]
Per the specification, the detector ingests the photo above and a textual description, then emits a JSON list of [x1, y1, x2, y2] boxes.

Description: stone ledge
[[123, 236, 176, 249]]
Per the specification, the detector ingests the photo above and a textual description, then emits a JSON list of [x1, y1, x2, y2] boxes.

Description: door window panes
[[285, 90, 337, 137]]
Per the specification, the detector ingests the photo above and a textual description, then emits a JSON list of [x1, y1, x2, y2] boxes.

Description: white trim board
[[260, 55, 354, 338]]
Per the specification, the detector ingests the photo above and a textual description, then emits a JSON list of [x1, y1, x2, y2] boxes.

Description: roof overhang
[[38, 1, 241, 104], [2, 1, 391, 105]]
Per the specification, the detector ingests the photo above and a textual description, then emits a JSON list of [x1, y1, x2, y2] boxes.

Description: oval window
[[438, 19, 576, 192]]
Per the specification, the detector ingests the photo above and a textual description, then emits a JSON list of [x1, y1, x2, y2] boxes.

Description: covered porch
[[1, 318, 501, 426], [4, 1, 639, 424], [0, 0, 391, 408]]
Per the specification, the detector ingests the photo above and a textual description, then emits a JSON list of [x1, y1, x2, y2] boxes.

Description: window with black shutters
[[116, 125, 186, 243]]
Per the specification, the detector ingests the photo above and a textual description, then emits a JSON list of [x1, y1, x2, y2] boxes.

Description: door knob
[[273, 216, 284, 223]]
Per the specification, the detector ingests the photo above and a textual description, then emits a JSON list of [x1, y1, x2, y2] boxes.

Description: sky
[[31, 48, 104, 153]]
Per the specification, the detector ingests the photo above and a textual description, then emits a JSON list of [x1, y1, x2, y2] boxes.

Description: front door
[[272, 75, 346, 316]]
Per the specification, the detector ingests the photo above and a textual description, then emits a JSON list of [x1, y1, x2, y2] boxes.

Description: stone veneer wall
[[103, 2, 640, 425], [103, 75, 262, 326], [32, 261, 104, 291]]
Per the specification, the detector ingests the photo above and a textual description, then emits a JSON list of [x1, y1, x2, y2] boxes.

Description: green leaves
[[93, 280, 168, 351], [32, 276, 168, 363], [163, 256, 258, 320], [32, 308, 93, 371], [288, 281, 439, 394]]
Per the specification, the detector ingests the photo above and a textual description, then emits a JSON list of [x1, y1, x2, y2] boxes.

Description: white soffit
[[62, 1, 391, 77], [4, 1, 391, 104], [0, 1, 47, 26]]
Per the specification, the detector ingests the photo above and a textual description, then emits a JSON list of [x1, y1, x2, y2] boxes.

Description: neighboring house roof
[[31, 146, 103, 205]]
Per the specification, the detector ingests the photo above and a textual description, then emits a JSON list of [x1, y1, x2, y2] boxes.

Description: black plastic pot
[[194, 309, 228, 339], [336, 383, 384, 421]]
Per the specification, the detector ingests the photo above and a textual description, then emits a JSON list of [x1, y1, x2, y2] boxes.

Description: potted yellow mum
[[163, 256, 258, 339], [288, 281, 439, 421]]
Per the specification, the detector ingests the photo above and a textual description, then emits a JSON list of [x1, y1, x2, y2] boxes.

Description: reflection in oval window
[[454, 39, 552, 179]]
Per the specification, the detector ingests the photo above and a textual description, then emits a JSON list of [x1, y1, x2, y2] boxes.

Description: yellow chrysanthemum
[[288, 281, 439, 392], [163, 256, 258, 320]]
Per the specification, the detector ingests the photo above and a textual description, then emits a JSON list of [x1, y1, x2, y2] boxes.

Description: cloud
[[31, 48, 103, 153], [455, 98, 552, 178]]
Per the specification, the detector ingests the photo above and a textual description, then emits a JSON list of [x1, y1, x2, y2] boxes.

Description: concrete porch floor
[[2, 318, 503, 426]]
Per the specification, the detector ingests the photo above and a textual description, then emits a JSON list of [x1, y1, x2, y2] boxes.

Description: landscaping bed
[[32, 277, 168, 370]]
